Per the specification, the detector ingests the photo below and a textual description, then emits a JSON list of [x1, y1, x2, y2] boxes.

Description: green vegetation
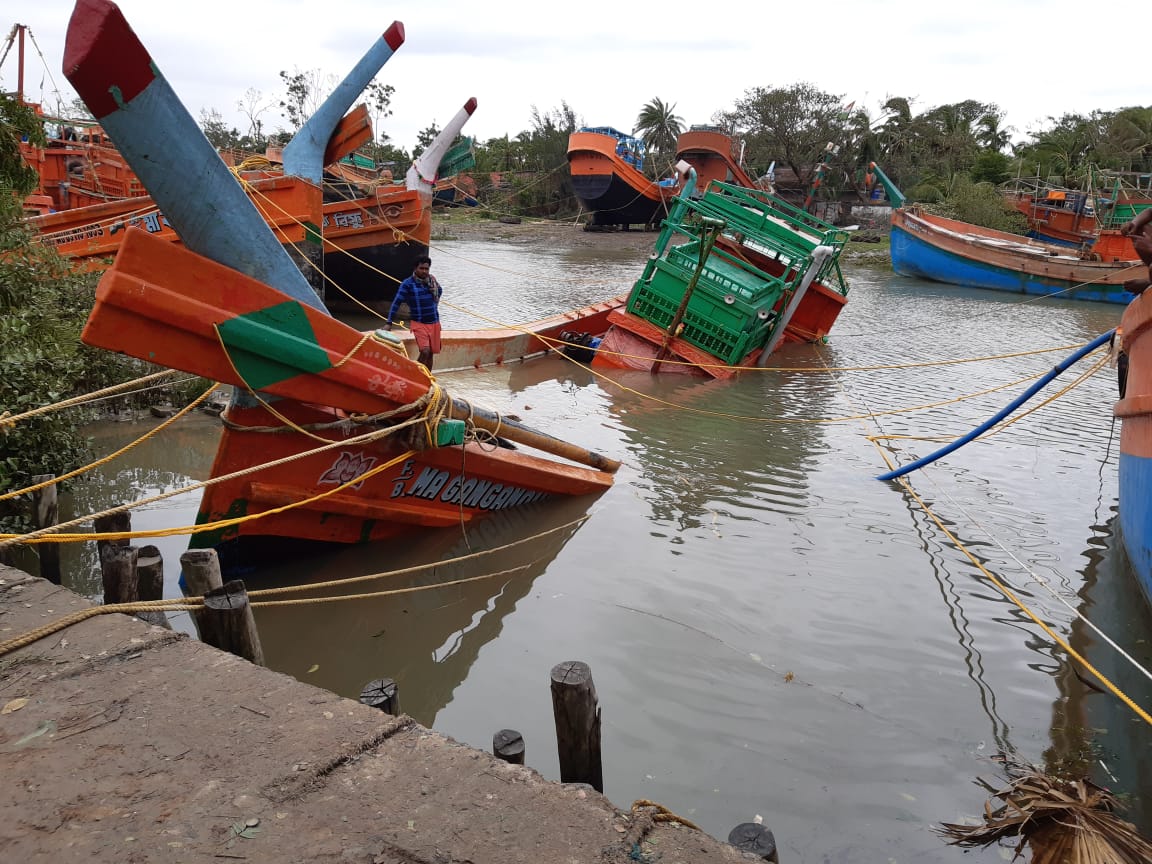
[[634, 98, 684, 169]]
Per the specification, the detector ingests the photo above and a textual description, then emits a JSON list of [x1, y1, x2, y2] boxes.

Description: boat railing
[[693, 180, 851, 250]]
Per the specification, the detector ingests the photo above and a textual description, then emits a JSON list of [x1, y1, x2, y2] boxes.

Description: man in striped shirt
[[385, 255, 443, 370]]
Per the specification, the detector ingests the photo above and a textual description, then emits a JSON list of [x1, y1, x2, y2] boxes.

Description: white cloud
[[6, 0, 1147, 153]]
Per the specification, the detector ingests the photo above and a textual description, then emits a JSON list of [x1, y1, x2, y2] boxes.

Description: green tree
[[717, 83, 847, 190], [634, 97, 684, 170], [277, 68, 338, 132], [928, 175, 1028, 234], [0, 92, 47, 197], [977, 110, 1013, 152], [198, 107, 241, 150], [364, 79, 395, 149]]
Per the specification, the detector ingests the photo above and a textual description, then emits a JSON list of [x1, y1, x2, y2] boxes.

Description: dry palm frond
[[937, 756, 1152, 864]]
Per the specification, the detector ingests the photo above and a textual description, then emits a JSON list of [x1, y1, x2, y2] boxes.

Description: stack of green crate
[[627, 238, 793, 365]]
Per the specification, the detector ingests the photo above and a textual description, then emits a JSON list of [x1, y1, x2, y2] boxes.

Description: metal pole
[[756, 246, 833, 366]]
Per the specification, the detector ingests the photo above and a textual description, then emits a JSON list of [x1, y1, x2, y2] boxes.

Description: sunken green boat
[[587, 166, 852, 378]]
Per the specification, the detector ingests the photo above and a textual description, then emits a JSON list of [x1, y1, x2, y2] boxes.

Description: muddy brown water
[[22, 227, 1152, 862]]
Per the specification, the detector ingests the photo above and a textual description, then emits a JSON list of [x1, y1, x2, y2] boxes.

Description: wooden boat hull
[[566, 130, 672, 227], [83, 228, 615, 557], [391, 296, 626, 372], [27, 177, 430, 300], [890, 208, 1140, 304], [319, 187, 431, 307], [1116, 293, 1152, 608], [192, 399, 612, 570], [674, 128, 761, 192], [1006, 191, 1097, 247], [590, 279, 847, 379]]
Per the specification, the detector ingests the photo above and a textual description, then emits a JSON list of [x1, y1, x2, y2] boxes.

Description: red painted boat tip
[[464, 97, 477, 115], [384, 21, 405, 51], [64, 0, 155, 119]]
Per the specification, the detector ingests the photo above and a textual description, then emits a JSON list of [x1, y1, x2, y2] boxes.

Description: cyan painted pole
[[65, 0, 328, 311], [283, 22, 405, 184], [876, 329, 1116, 481]]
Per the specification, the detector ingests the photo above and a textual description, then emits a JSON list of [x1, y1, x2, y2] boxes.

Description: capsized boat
[[566, 126, 676, 228], [66, 0, 617, 572], [576, 163, 850, 379], [388, 295, 627, 373]]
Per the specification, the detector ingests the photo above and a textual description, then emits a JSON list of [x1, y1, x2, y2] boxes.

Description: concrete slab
[[0, 567, 753, 863]]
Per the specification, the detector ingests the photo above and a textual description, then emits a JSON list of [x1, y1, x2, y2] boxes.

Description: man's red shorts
[[410, 321, 442, 353]]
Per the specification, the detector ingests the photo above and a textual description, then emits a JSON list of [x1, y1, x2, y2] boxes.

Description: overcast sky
[[6, 0, 1148, 155]]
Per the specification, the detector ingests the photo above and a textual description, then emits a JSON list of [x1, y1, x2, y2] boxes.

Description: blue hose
[[876, 329, 1116, 482]]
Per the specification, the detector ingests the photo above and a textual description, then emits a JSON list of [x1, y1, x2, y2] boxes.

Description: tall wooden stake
[[199, 580, 264, 665], [100, 544, 139, 605], [30, 474, 60, 584], [550, 660, 603, 792]]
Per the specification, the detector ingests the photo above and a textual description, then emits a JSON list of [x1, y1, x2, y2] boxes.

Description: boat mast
[[0, 23, 27, 102], [15, 23, 23, 103]]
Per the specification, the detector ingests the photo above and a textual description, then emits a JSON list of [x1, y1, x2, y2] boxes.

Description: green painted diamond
[[216, 301, 332, 390]]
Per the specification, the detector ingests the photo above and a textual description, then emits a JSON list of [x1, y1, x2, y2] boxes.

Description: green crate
[[627, 254, 783, 365]]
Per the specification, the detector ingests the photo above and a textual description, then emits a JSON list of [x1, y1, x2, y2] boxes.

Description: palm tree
[[634, 97, 684, 171], [977, 112, 1013, 153]]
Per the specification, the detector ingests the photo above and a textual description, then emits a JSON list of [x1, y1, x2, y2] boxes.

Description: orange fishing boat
[[24, 99, 477, 310], [674, 126, 767, 194], [566, 126, 676, 228], [67, 0, 616, 572], [6, 22, 148, 212], [389, 295, 627, 372]]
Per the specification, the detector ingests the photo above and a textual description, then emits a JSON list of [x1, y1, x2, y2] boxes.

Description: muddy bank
[[432, 213, 892, 265]]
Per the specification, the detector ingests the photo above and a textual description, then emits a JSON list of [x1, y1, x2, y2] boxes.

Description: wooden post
[[198, 580, 264, 665], [550, 660, 603, 792], [492, 729, 525, 765], [93, 511, 131, 555], [359, 678, 400, 715], [728, 823, 778, 862], [100, 544, 139, 605], [179, 548, 224, 639], [30, 474, 60, 584], [134, 544, 170, 629]]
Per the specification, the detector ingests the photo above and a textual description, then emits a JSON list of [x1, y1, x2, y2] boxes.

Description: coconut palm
[[634, 97, 684, 168], [977, 111, 1013, 153]]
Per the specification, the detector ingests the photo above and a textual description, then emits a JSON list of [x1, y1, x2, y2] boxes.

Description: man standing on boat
[[386, 255, 443, 371]]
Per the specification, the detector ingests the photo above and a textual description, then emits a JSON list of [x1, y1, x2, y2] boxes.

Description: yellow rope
[[0, 384, 217, 503], [631, 799, 701, 832], [817, 350, 1152, 729], [0, 370, 179, 429], [868, 351, 1109, 446], [874, 443, 1152, 728], [3, 448, 417, 545], [244, 170, 1110, 377], [0, 516, 591, 656]]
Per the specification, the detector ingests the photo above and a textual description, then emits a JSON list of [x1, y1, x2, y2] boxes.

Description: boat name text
[[390, 459, 548, 510]]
